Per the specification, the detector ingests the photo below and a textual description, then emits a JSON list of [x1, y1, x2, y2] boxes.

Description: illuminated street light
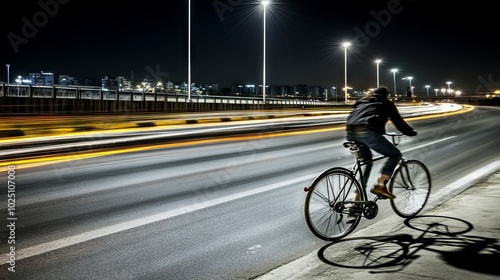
[[446, 81, 452, 96], [391, 68, 398, 96], [375, 59, 382, 87], [187, 0, 191, 101], [425, 85, 430, 97], [343, 42, 351, 103], [402, 76, 413, 97], [434, 88, 439, 96], [5, 64, 10, 85], [262, 0, 270, 103]]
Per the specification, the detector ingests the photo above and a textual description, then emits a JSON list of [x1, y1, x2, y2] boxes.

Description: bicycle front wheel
[[389, 160, 431, 218], [304, 167, 365, 241]]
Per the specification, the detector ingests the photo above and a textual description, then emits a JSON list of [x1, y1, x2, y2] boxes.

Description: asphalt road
[[1, 105, 499, 280]]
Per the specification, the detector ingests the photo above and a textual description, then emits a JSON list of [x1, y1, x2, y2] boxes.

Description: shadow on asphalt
[[317, 215, 500, 276]]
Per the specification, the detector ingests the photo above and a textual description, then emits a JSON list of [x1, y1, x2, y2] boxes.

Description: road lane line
[[426, 159, 500, 209], [401, 135, 457, 153], [0, 135, 463, 262], [1, 174, 316, 263]]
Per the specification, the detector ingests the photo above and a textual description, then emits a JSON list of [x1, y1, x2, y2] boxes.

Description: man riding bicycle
[[345, 86, 417, 199]]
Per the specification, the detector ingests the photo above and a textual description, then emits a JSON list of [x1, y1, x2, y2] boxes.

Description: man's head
[[373, 86, 389, 98]]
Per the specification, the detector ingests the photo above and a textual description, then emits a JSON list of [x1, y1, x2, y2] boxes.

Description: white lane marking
[[401, 135, 457, 153], [0, 135, 462, 262], [2, 174, 316, 262], [261, 159, 500, 280], [426, 159, 500, 209]]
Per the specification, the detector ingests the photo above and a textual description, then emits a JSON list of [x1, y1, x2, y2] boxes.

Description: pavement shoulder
[[257, 164, 500, 280]]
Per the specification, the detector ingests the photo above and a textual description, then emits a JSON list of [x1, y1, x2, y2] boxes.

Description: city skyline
[[1, 1, 499, 94]]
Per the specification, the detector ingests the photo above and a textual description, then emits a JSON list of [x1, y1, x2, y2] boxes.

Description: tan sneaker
[[370, 184, 396, 199]]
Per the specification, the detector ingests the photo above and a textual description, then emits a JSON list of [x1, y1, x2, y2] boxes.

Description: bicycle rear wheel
[[389, 160, 431, 218], [304, 167, 365, 241]]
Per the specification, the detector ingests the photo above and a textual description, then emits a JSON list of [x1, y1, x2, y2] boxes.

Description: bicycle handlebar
[[384, 132, 404, 146]]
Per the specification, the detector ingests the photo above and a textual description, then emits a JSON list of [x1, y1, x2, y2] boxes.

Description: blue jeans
[[346, 130, 402, 185]]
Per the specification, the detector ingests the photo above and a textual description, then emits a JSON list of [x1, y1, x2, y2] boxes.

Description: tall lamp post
[[425, 85, 430, 97], [434, 88, 439, 96], [375, 59, 382, 87], [403, 76, 413, 97], [446, 81, 452, 96], [390, 68, 398, 96], [343, 42, 351, 103], [6, 64, 10, 85], [262, 0, 270, 103], [187, 0, 191, 101]]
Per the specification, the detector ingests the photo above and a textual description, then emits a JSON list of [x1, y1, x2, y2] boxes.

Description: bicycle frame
[[345, 132, 404, 202], [304, 132, 431, 241], [346, 146, 399, 202]]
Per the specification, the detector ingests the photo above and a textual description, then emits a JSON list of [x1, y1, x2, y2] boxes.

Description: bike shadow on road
[[317, 215, 500, 276]]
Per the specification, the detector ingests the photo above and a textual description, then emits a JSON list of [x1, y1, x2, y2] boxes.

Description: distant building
[[293, 84, 308, 99], [20, 71, 54, 85], [163, 81, 175, 93], [268, 85, 295, 98], [231, 84, 257, 97], [101, 76, 118, 91], [306, 85, 326, 100], [115, 76, 132, 91], [58, 75, 79, 86], [139, 78, 154, 92], [198, 83, 218, 95], [83, 78, 97, 87]]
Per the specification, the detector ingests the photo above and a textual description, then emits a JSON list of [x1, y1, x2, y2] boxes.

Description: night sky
[[1, 0, 498, 94]]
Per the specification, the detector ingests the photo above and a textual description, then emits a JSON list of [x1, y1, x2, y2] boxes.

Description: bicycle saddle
[[343, 141, 364, 149]]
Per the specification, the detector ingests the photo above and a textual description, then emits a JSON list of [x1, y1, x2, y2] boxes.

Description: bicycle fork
[[398, 162, 417, 191]]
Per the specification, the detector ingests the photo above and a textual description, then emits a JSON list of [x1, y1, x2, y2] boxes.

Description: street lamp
[[262, 0, 270, 103], [375, 59, 382, 87], [425, 85, 430, 97], [434, 88, 439, 96], [187, 0, 191, 101], [6, 64, 10, 85], [446, 81, 452, 96], [343, 42, 351, 103], [390, 68, 398, 96], [402, 76, 413, 97]]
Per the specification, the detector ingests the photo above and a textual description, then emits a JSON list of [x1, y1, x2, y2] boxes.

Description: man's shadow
[[317, 215, 500, 276]]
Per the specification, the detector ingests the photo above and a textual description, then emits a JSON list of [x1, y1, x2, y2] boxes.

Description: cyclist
[[345, 86, 417, 199]]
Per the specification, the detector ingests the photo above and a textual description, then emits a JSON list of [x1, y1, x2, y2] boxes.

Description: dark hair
[[373, 86, 389, 97]]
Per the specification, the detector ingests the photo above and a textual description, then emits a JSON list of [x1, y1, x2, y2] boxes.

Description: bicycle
[[303, 132, 431, 241]]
